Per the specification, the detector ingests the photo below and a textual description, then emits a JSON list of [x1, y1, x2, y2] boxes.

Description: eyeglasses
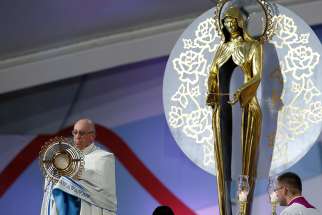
[[72, 130, 94, 136], [274, 186, 283, 192]]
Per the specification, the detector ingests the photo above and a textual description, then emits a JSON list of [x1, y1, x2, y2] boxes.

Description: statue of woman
[[206, 5, 263, 215]]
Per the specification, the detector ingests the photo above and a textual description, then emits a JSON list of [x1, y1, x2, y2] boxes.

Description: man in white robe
[[40, 119, 117, 215], [276, 172, 319, 215]]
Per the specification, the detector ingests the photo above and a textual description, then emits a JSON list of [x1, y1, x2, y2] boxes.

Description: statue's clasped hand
[[228, 90, 241, 105], [206, 93, 218, 108]]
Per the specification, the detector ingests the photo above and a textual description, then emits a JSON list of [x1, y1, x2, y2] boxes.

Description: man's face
[[275, 182, 287, 206], [72, 120, 95, 150]]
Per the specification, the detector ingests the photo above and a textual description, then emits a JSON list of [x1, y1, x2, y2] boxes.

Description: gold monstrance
[[39, 136, 84, 183]]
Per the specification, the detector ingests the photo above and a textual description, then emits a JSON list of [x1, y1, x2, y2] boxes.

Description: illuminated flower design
[[183, 109, 212, 144], [183, 39, 194, 49], [291, 81, 302, 93], [298, 34, 310, 44], [173, 50, 207, 84], [169, 106, 184, 128], [282, 107, 308, 135], [274, 127, 294, 147], [307, 102, 322, 123], [304, 80, 320, 103], [165, 8, 322, 174], [203, 143, 215, 166], [285, 46, 319, 80], [190, 86, 201, 97], [273, 15, 297, 48], [171, 84, 188, 108], [271, 129, 289, 166], [194, 18, 218, 50]]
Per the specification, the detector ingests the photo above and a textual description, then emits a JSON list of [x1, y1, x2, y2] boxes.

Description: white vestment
[[281, 197, 320, 215], [40, 144, 117, 215]]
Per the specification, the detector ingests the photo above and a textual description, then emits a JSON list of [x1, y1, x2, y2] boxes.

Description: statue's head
[[221, 6, 247, 41], [222, 6, 245, 29]]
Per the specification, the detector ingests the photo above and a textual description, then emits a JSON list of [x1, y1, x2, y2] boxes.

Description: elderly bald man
[[73, 119, 97, 150], [40, 118, 117, 215]]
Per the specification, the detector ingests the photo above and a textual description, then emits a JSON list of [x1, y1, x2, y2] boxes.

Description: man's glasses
[[72, 130, 94, 136], [274, 186, 283, 192]]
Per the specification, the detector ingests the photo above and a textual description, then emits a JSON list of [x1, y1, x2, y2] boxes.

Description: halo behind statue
[[39, 136, 84, 183], [163, 3, 322, 176], [214, 0, 277, 42]]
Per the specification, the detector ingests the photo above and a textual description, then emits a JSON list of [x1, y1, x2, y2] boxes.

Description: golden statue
[[206, 5, 263, 215]]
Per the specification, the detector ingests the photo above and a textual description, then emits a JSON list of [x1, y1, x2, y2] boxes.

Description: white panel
[[0, 0, 321, 94]]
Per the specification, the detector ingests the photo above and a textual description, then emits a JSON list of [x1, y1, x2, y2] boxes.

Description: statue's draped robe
[[209, 38, 263, 215], [40, 144, 117, 215], [217, 57, 236, 215]]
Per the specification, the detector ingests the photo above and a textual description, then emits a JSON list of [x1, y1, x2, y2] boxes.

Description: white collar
[[81, 143, 96, 155]]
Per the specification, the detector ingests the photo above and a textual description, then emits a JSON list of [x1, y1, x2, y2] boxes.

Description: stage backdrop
[[1, 25, 322, 215]]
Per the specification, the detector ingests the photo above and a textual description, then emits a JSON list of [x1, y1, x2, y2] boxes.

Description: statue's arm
[[206, 46, 222, 108], [237, 42, 263, 107]]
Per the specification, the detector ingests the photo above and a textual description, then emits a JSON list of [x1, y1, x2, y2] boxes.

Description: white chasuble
[[40, 144, 117, 215]]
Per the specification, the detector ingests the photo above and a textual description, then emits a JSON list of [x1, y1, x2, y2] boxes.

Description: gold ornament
[[39, 136, 84, 183]]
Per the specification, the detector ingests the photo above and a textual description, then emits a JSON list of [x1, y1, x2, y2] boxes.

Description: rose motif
[[171, 84, 188, 108], [173, 50, 207, 84], [203, 143, 215, 166], [307, 102, 322, 123], [190, 86, 200, 98], [291, 81, 302, 93], [271, 130, 289, 164], [194, 18, 218, 49], [169, 106, 184, 128], [274, 127, 293, 147], [298, 34, 309, 44], [281, 106, 308, 134], [304, 80, 320, 103], [166, 10, 322, 175], [285, 46, 319, 80], [273, 15, 297, 48], [183, 108, 212, 144], [183, 39, 194, 49]]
